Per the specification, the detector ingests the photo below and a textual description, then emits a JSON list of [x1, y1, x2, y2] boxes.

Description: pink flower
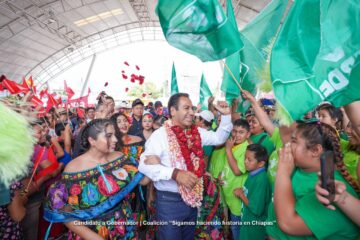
[[70, 184, 82, 196], [98, 174, 120, 196]]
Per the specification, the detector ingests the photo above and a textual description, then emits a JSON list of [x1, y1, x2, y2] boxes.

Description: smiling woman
[[43, 119, 149, 240]]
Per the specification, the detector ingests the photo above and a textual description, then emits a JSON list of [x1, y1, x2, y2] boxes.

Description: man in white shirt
[[139, 93, 232, 240]]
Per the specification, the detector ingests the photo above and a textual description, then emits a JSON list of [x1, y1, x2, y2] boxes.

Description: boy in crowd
[[221, 119, 251, 239], [234, 144, 271, 240]]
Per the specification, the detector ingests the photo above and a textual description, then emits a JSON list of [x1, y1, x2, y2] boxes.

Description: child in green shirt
[[234, 144, 272, 240], [267, 122, 360, 239], [221, 119, 251, 240]]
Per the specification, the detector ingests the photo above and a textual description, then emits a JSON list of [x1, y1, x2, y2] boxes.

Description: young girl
[[317, 103, 347, 140], [342, 122, 360, 183], [136, 112, 154, 141], [247, 113, 275, 155], [267, 122, 360, 239]]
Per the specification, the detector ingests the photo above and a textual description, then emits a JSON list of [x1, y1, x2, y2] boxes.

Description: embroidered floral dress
[[121, 141, 146, 213], [195, 174, 225, 240], [0, 182, 23, 240], [121, 141, 153, 239], [44, 156, 144, 240]]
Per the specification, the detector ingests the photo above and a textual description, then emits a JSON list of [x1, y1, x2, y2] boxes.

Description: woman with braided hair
[[44, 119, 150, 240], [266, 122, 360, 239]]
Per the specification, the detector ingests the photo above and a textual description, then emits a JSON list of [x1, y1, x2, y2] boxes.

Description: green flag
[[199, 73, 212, 110], [156, 0, 244, 62], [221, 0, 241, 109], [171, 63, 179, 95], [221, 0, 288, 113], [241, 0, 288, 59], [222, 0, 286, 113], [271, 0, 360, 121]]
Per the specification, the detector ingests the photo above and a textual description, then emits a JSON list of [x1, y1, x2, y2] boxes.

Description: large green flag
[[156, 0, 244, 62], [222, 0, 286, 113], [271, 0, 360, 121], [221, 0, 241, 109], [241, 0, 288, 59], [170, 63, 179, 95], [199, 73, 212, 110]]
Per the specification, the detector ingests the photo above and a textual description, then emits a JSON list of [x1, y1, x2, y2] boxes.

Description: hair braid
[[80, 119, 113, 151], [321, 124, 360, 196]]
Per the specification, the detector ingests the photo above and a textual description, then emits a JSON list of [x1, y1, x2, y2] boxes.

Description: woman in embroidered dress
[[44, 119, 149, 240], [110, 113, 150, 238], [110, 113, 145, 163]]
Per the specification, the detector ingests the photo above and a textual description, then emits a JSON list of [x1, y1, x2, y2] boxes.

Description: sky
[[49, 41, 226, 105]]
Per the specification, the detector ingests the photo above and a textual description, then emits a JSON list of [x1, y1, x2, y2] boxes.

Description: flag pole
[[222, 60, 243, 91]]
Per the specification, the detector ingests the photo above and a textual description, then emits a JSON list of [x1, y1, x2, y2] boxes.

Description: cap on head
[[132, 98, 144, 108], [195, 110, 214, 122]]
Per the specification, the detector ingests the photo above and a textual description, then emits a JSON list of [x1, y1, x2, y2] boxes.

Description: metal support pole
[[80, 53, 97, 97]]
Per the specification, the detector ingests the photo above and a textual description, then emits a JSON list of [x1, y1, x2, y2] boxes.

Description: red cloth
[[64, 80, 75, 100]]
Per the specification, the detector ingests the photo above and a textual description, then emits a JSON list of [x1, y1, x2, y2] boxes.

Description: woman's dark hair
[[168, 93, 189, 118], [110, 113, 128, 150], [317, 103, 343, 130], [55, 122, 66, 137], [297, 122, 360, 195], [153, 115, 167, 125], [80, 119, 114, 151], [247, 144, 268, 163]]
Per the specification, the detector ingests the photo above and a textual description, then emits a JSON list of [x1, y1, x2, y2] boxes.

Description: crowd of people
[[0, 89, 360, 240]]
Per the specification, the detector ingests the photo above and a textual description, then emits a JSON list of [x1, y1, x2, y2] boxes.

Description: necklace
[[171, 125, 205, 177]]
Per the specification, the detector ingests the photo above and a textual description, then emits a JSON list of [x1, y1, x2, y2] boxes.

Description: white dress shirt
[[139, 114, 233, 193]]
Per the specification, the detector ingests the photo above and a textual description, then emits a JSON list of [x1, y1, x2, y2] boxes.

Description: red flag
[[28, 76, 34, 91], [57, 97, 62, 106], [122, 74, 128, 79], [77, 108, 85, 119], [125, 87, 129, 92], [87, 87, 91, 96], [31, 95, 43, 107], [2, 79, 22, 94], [0, 75, 6, 90], [64, 80, 75, 100], [136, 65, 140, 70], [124, 61, 129, 66], [21, 77, 31, 93], [46, 93, 60, 112], [23, 76, 36, 94], [39, 88, 48, 99]]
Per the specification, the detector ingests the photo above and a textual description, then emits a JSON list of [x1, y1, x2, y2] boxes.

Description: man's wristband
[[172, 168, 180, 181]]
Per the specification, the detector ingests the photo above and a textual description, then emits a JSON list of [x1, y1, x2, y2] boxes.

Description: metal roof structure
[[0, 0, 273, 88]]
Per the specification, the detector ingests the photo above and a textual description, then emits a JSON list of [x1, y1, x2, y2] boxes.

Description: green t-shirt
[[240, 169, 272, 240], [268, 127, 283, 185], [250, 131, 275, 156], [220, 141, 249, 216], [208, 147, 227, 179], [341, 139, 360, 182], [266, 169, 360, 240], [204, 145, 215, 172], [203, 145, 214, 158]]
